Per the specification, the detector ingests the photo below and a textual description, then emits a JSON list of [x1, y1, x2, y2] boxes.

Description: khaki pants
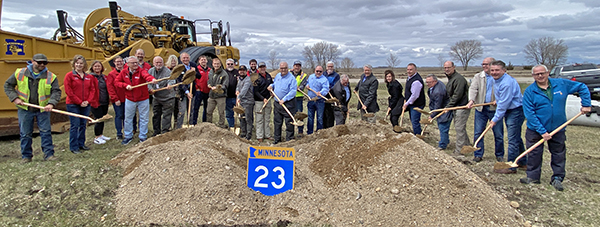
[[207, 97, 226, 128], [453, 109, 471, 153], [254, 99, 272, 139]]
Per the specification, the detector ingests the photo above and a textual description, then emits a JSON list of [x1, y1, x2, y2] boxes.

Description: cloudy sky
[[2, 0, 600, 68]]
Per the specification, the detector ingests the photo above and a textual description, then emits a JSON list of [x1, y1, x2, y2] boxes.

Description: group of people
[[5, 52, 593, 191], [377, 59, 591, 191]]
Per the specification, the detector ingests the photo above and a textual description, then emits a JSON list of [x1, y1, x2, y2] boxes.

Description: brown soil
[[111, 121, 526, 226]]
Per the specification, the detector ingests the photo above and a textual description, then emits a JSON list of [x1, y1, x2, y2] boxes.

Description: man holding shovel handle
[[517, 64, 592, 191]]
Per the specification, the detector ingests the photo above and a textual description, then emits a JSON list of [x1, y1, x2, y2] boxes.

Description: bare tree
[[268, 50, 280, 70], [436, 53, 446, 69], [302, 41, 341, 69], [340, 57, 355, 73], [386, 52, 401, 69], [449, 39, 483, 71], [524, 37, 568, 69]]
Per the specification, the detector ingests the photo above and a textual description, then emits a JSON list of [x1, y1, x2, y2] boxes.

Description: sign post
[[247, 146, 295, 196]]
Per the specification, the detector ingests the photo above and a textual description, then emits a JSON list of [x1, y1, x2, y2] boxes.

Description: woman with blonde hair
[[64, 55, 97, 153], [89, 60, 111, 144]]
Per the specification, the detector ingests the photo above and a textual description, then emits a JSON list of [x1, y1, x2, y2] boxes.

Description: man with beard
[[224, 59, 239, 130], [253, 62, 273, 142], [323, 61, 339, 128], [249, 59, 258, 74], [148, 56, 175, 136], [206, 58, 229, 128], [236, 65, 253, 140]]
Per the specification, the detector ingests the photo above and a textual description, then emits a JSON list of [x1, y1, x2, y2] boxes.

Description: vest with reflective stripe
[[14, 68, 57, 110], [295, 72, 308, 97]]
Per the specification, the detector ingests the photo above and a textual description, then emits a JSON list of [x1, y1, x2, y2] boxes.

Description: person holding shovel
[[488, 60, 525, 174], [253, 62, 273, 142], [305, 66, 329, 135], [236, 65, 254, 140], [521, 65, 591, 191], [4, 53, 61, 162], [467, 57, 504, 163], [268, 62, 298, 144], [331, 74, 351, 125], [425, 74, 452, 150], [403, 63, 426, 135], [443, 61, 471, 155], [384, 70, 405, 130], [148, 56, 175, 136], [206, 58, 229, 129], [355, 64, 379, 123], [292, 60, 309, 137]]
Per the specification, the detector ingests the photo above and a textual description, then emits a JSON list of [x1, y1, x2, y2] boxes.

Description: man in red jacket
[[106, 56, 134, 139], [115, 56, 156, 145]]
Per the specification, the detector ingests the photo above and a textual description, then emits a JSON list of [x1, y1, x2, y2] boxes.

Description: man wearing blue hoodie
[[4, 54, 62, 163], [521, 64, 591, 191]]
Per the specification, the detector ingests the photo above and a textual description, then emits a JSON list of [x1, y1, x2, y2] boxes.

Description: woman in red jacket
[[89, 60, 111, 144], [64, 55, 97, 154]]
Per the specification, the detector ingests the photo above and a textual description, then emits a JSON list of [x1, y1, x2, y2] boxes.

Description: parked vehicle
[[550, 63, 600, 95]]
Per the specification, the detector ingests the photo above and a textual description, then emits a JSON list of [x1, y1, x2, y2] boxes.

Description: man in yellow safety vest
[[3, 53, 62, 163]]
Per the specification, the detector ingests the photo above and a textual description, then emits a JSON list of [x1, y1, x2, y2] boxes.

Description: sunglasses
[[35, 61, 48, 65], [227, 63, 234, 65], [316, 70, 323, 73]]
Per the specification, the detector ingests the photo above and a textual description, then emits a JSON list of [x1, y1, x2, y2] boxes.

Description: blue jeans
[[124, 99, 150, 140], [307, 99, 324, 134], [67, 104, 90, 151], [18, 108, 54, 159], [295, 97, 304, 133], [437, 119, 452, 149], [473, 106, 505, 158], [225, 97, 236, 128], [408, 106, 423, 135], [505, 106, 526, 168], [113, 103, 124, 137], [191, 91, 209, 125]]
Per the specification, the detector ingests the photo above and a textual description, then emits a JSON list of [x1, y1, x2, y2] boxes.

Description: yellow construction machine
[[0, 1, 240, 136]]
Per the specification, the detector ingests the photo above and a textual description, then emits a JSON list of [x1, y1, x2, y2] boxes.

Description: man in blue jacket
[[425, 74, 453, 150], [521, 64, 591, 191]]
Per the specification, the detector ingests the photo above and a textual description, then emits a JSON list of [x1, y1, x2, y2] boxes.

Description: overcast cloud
[[2, 0, 598, 68]]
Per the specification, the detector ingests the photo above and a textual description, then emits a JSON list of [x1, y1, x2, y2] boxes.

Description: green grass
[[1, 82, 599, 226]]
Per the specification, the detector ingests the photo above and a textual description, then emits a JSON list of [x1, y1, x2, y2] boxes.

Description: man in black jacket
[[331, 74, 351, 125], [444, 61, 471, 155], [224, 59, 239, 130], [355, 64, 379, 123], [253, 62, 273, 142]]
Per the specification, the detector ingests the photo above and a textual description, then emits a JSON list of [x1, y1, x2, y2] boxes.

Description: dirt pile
[[111, 121, 526, 226]]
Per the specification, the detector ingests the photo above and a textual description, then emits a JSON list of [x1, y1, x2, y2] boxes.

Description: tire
[[180, 46, 217, 65]]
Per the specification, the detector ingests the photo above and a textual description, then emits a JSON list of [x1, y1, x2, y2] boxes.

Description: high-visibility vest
[[14, 68, 57, 110], [295, 72, 308, 97]]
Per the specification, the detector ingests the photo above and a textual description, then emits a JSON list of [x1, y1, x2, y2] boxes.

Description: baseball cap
[[258, 62, 266, 67], [239, 65, 248, 71], [293, 60, 302, 66], [33, 53, 48, 62]]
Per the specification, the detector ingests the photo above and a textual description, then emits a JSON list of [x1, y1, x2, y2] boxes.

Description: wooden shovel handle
[[473, 123, 494, 146], [130, 77, 167, 89], [306, 87, 329, 100], [270, 90, 299, 124], [433, 102, 495, 113], [21, 102, 94, 122], [513, 112, 584, 164], [353, 90, 373, 116]]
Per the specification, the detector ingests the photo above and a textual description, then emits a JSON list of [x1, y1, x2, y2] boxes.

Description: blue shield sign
[[247, 146, 295, 196]]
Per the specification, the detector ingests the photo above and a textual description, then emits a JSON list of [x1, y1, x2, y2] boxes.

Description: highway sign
[[247, 146, 295, 196]]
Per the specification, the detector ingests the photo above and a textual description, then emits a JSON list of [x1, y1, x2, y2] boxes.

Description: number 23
[[254, 165, 285, 189]]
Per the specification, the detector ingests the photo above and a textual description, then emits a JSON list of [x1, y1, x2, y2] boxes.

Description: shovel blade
[[292, 121, 304, 127], [460, 146, 480, 154], [363, 113, 375, 118], [493, 161, 518, 170]]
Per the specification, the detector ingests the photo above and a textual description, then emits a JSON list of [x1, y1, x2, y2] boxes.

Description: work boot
[[519, 177, 540, 184], [496, 157, 504, 162], [473, 157, 483, 162], [45, 155, 58, 161], [551, 177, 564, 191], [20, 158, 32, 164]]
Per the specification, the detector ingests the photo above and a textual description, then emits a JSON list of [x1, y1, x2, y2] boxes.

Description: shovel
[[294, 112, 308, 121], [379, 108, 391, 125], [298, 89, 311, 101], [393, 101, 409, 133], [416, 110, 448, 139], [131, 64, 186, 89], [306, 87, 330, 102], [494, 112, 584, 170], [269, 90, 304, 127], [256, 96, 272, 114], [461, 123, 494, 154], [151, 69, 195, 92], [353, 90, 374, 118], [415, 102, 495, 115], [21, 102, 112, 124]]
